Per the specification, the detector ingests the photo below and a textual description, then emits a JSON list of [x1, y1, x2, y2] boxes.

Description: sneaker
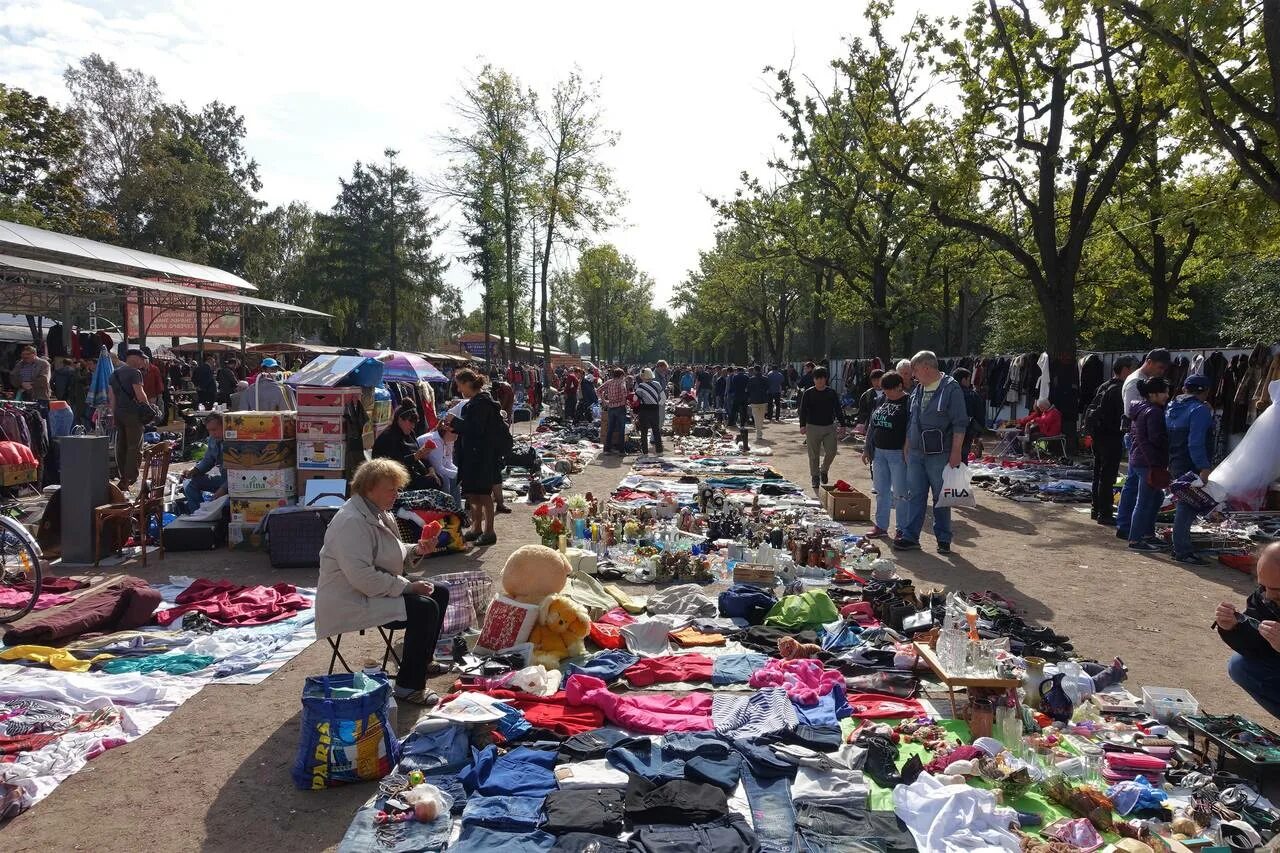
[[476, 533, 498, 546], [463, 530, 481, 542], [892, 538, 920, 551], [495, 504, 512, 514], [936, 542, 951, 554], [1172, 553, 1204, 565], [864, 526, 888, 539], [811, 478, 821, 492], [1128, 541, 1162, 552]]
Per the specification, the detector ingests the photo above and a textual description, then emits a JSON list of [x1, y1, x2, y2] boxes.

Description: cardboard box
[[296, 386, 363, 415], [230, 497, 292, 524], [228, 521, 268, 551], [296, 415, 344, 442], [822, 485, 871, 522], [297, 440, 346, 470], [297, 468, 348, 498], [223, 411, 296, 441], [222, 440, 297, 470], [373, 398, 391, 425], [0, 464, 38, 486], [226, 467, 297, 499], [732, 563, 777, 587]]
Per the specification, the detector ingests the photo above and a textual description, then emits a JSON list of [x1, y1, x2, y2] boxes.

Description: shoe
[[392, 687, 440, 706], [1114, 530, 1129, 540], [820, 472, 829, 485], [1095, 515, 1115, 526], [936, 542, 951, 554], [1172, 553, 1204, 565], [892, 538, 920, 551], [495, 504, 512, 514], [864, 526, 887, 539], [463, 530, 481, 542], [476, 533, 498, 546], [1128, 541, 1162, 552], [1089, 509, 1098, 520], [812, 478, 821, 492]]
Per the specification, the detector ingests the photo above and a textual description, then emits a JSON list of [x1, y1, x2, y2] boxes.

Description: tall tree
[[0, 84, 90, 231], [530, 71, 622, 375]]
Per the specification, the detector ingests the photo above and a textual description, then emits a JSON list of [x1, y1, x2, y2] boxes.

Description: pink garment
[[598, 608, 635, 626], [839, 601, 880, 627], [748, 658, 844, 706], [0, 588, 74, 611], [564, 674, 714, 734]]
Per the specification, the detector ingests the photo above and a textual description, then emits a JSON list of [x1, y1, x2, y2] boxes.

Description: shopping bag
[[291, 670, 400, 790], [937, 464, 977, 509]]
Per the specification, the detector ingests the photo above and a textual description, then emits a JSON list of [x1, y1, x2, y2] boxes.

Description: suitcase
[[264, 500, 339, 568], [162, 517, 227, 551]]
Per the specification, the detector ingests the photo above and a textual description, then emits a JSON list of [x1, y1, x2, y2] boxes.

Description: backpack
[[492, 406, 514, 458], [1084, 380, 1116, 437]]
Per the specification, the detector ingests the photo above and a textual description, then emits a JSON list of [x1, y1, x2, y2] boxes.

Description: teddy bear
[[501, 544, 572, 604], [528, 594, 591, 669]]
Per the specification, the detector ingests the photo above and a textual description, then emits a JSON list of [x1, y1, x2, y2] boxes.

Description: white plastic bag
[[1208, 380, 1280, 510], [937, 464, 977, 509]]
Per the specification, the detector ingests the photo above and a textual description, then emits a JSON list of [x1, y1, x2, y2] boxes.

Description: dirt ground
[[2, 421, 1261, 852]]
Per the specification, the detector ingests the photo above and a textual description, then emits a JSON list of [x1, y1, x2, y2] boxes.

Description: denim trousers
[[1127, 466, 1162, 543], [448, 825, 556, 852], [629, 815, 759, 853], [462, 795, 545, 830], [338, 797, 452, 852], [903, 452, 951, 545], [870, 450, 908, 534], [608, 732, 742, 790], [698, 389, 713, 410], [740, 763, 796, 853], [1115, 435, 1138, 535], [1171, 499, 1199, 558], [183, 472, 225, 511], [1228, 654, 1280, 720], [724, 395, 737, 425], [606, 407, 626, 451]]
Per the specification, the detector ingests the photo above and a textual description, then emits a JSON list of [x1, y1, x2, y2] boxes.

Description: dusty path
[[2, 419, 1259, 852]]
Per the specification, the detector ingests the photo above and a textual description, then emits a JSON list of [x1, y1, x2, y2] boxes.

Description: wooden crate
[[732, 563, 777, 587], [0, 464, 38, 486]]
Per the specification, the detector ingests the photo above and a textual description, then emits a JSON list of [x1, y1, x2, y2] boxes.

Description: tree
[[63, 54, 161, 237], [530, 71, 623, 374], [242, 201, 315, 341], [0, 84, 90, 230], [562, 244, 654, 363]]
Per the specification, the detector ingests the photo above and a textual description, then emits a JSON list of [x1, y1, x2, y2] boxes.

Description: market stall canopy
[[0, 252, 331, 318], [0, 219, 256, 291], [284, 354, 384, 388], [248, 342, 346, 355], [362, 350, 446, 382]]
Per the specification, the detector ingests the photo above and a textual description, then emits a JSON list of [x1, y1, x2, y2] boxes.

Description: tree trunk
[[809, 267, 826, 359], [940, 265, 952, 356], [867, 323, 891, 370], [958, 285, 970, 354], [1149, 232, 1170, 345]]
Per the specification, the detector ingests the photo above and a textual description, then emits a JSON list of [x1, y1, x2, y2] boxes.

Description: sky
[[0, 0, 952, 312]]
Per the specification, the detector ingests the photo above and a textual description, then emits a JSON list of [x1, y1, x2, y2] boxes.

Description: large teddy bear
[[502, 544, 572, 604], [528, 594, 591, 669]]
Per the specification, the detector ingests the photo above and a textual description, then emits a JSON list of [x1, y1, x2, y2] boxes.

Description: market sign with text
[[124, 295, 241, 338]]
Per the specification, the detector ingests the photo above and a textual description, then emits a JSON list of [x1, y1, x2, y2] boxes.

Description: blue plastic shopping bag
[[291, 670, 400, 790]]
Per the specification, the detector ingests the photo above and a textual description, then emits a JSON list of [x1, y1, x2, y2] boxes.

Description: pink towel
[[747, 658, 844, 706], [564, 674, 714, 733]]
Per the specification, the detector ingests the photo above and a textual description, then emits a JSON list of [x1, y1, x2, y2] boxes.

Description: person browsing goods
[[861, 372, 909, 540], [897, 350, 970, 555], [1216, 543, 1280, 720]]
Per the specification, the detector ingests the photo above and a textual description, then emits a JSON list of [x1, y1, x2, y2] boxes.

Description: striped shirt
[[634, 379, 665, 406], [598, 378, 628, 409]]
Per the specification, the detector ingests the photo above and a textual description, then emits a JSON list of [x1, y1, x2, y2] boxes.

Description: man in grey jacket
[[10, 345, 51, 401], [897, 351, 970, 554]]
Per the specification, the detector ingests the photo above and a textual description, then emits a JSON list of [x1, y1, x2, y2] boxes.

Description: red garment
[[845, 693, 927, 719], [598, 608, 635, 626], [1017, 407, 1062, 438], [589, 622, 626, 650], [142, 362, 165, 397], [153, 579, 310, 627], [481, 689, 604, 736], [622, 654, 714, 687], [924, 745, 985, 774]]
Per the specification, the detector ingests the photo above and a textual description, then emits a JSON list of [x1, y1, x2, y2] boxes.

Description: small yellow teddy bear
[[527, 594, 591, 669]]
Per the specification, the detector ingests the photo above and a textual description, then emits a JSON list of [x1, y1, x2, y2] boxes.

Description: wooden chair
[[94, 440, 174, 566]]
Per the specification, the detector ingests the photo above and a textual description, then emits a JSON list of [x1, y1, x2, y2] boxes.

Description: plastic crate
[[1141, 686, 1200, 723]]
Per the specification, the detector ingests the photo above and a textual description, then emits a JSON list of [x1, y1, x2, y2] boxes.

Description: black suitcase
[[162, 517, 226, 551], [264, 501, 339, 568]]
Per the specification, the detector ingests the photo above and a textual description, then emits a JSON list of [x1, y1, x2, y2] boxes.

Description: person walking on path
[[746, 364, 770, 442], [798, 366, 848, 492], [598, 367, 630, 455], [445, 369, 506, 547], [1085, 357, 1134, 526], [728, 365, 750, 428], [634, 368, 665, 455], [897, 351, 969, 555], [861, 372, 909, 539], [767, 365, 786, 420], [1166, 374, 1215, 563], [1124, 376, 1171, 552], [1115, 349, 1171, 539]]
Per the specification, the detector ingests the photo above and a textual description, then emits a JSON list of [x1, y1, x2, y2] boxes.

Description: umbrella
[[87, 345, 113, 408], [364, 350, 446, 383]]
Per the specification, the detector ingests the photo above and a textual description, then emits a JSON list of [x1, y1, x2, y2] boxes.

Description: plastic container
[[1141, 686, 1199, 723]]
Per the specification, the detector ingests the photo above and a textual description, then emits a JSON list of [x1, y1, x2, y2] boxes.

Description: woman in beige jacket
[[316, 458, 450, 704]]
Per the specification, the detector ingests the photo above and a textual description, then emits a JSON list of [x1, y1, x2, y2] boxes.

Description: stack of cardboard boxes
[[296, 387, 361, 495], [222, 411, 298, 548]]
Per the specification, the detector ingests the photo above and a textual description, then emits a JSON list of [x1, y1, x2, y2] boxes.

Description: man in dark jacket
[[728, 366, 750, 428], [1167, 374, 1215, 563], [798, 366, 849, 491], [853, 369, 884, 434], [746, 365, 771, 441], [1087, 357, 1135, 526], [215, 359, 238, 405], [1216, 543, 1280, 719], [192, 355, 217, 407]]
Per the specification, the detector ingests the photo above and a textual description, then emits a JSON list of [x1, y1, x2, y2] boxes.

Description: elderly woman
[[316, 458, 451, 705]]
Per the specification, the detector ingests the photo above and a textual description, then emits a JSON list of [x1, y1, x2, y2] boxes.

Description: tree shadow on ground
[[892, 549, 1057, 625]]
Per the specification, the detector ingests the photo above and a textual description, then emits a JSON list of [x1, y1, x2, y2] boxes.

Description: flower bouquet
[[532, 503, 566, 547]]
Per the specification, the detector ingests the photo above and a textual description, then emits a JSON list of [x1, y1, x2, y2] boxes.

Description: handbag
[[291, 670, 399, 790], [1146, 468, 1171, 489]]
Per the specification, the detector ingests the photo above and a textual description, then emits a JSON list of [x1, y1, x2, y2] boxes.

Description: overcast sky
[[0, 0, 951, 311]]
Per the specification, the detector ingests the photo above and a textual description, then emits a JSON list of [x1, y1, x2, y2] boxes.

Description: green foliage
[[1218, 259, 1280, 346], [560, 244, 655, 362], [0, 84, 89, 230]]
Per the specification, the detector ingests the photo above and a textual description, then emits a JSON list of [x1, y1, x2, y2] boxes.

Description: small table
[[914, 642, 1022, 717]]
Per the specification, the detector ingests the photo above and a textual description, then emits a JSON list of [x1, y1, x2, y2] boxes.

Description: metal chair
[[326, 620, 407, 675], [93, 440, 173, 566], [1031, 434, 1068, 460]]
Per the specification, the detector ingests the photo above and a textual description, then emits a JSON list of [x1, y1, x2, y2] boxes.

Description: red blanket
[[154, 579, 310, 627]]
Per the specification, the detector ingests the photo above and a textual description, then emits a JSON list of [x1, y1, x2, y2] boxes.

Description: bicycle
[[0, 513, 43, 623]]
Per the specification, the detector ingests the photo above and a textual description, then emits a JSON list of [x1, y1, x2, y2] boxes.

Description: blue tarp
[[284, 355, 384, 388]]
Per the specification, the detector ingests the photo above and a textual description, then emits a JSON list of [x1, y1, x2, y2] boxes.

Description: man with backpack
[[1086, 357, 1136, 526]]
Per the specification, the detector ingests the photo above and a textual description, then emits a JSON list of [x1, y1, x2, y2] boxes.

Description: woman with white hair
[[896, 359, 913, 388], [634, 367, 666, 455]]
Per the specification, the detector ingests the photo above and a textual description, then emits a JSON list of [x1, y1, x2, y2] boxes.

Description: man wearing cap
[[245, 357, 295, 411], [109, 349, 150, 490], [1115, 348, 1171, 540], [1167, 374, 1215, 563]]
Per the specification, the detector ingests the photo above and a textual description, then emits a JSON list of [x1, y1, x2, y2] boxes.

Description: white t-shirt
[[1121, 366, 1155, 420], [416, 429, 457, 479]]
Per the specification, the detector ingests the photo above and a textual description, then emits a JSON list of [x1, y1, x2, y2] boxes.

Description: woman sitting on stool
[[316, 458, 450, 705]]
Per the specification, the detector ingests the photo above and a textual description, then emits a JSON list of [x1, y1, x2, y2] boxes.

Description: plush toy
[[528, 594, 591, 668], [501, 544, 572, 604], [777, 635, 823, 660]]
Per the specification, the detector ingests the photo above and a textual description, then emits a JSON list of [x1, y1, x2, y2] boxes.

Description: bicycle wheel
[[0, 515, 41, 623]]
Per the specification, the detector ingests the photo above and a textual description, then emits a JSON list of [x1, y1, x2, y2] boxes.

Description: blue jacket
[[1128, 400, 1168, 470], [728, 372, 749, 398], [746, 375, 770, 404], [194, 436, 223, 476], [906, 374, 970, 454], [1166, 395, 1213, 476], [767, 370, 785, 395]]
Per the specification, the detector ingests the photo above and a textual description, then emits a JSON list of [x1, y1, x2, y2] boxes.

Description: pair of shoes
[[936, 542, 951, 554], [1172, 553, 1205, 565], [864, 526, 887, 538], [495, 504, 512, 514], [463, 530, 481, 542], [476, 532, 498, 546], [892, 538, 920, 551], [1128, 541, 1162, 552]]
